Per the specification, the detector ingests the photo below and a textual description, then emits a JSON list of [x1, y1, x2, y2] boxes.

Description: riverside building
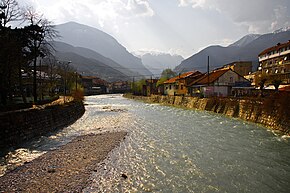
[[258, 41, 290, 84]]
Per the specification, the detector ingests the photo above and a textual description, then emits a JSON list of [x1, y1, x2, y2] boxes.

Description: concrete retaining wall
[[0, 101, 85, 150], [126, 94, 290, 135]]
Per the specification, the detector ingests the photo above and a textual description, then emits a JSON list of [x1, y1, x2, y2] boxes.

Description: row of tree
[[0, 0, 57, 105]]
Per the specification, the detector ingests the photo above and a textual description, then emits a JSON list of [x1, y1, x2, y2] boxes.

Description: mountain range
[[136, 52, 184, 76], [53, 21, 290, 81], [175, 30, 290, 73], [55, 22, 152, 79], [52, 41, 130, 82]]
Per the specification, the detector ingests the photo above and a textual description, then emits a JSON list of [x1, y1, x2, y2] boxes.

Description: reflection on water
[[1, 95, 290, 192]]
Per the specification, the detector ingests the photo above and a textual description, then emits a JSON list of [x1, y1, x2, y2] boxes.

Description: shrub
[[72, 90, 84, 102]]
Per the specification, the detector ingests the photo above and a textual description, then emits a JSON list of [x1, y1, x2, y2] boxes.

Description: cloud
[[125, 0, 154, 17], [19, 0, 154, 27], [15, 0, 154, 41], [178, 0, 206, 8], [178, 0, 290, 33]]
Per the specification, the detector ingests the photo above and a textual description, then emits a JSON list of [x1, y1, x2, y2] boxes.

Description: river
[[1, 94, 290, 192]]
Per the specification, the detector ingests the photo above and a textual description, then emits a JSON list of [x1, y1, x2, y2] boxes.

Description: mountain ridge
[[229, 34, 261, 47], [55, 21, 152, 77], [175, 30, 290, 73], [52, 41, 137, 78]]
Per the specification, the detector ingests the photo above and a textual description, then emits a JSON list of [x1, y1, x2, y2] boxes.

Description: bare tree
[[0, 0, 22, 105], [22, 6, 58, 102], [0, 0, 21, 27]]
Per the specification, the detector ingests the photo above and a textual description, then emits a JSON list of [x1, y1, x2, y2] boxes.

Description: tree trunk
[[7, 57, 13, 102], [18, 64, 27, 103], [33, 57, 37, 103]]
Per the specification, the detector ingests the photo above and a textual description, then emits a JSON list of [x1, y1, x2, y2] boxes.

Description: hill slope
[[52, 41, 137, 78], [175, 30, 290, 73], [53, 49, 130, 82], [56, 22, 152, 77]]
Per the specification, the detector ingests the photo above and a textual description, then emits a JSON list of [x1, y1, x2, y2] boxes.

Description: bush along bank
[[0, 100, 85, 152], [125, 93, 290, 135]]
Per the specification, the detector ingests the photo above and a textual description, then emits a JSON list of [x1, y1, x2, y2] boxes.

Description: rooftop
[[259, 41, 290, 56], [189, 68, 230, 86], [164, 71, 201, 84]]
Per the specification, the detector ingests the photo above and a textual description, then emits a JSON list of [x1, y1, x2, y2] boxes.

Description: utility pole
[[62, 61, 71, 103], [75, 72, 78, 92], [132, 76, 135, 95], [207, 56, 210, 86], [150, 76, 153, 95], [64, 64, 66, 103]]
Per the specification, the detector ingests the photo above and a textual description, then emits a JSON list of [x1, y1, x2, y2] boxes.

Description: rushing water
[[1, 95, 290, 192]]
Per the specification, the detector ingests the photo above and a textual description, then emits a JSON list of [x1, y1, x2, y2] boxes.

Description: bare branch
[[22, 6, 43, 26], [1, 0, 22, 26]]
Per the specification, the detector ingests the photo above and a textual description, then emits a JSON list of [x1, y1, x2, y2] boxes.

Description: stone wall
[[125, 94, 290, 135], [0, 101, 85, 151]]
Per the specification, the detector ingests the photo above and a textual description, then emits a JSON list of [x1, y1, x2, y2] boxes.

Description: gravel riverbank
[[0, 132, 127, 192]]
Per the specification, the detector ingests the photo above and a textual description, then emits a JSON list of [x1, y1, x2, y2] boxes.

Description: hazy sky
[[18, 0, 290, 58]]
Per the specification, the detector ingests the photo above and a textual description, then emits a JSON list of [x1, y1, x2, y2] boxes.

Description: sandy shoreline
[[0, 131, 127, 192]]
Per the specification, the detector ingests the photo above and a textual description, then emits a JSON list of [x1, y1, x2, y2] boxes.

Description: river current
[[1, 95, 290, 192]]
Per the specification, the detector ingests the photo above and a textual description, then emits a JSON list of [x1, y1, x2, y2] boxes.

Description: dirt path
[[0, 132, 127, 192]]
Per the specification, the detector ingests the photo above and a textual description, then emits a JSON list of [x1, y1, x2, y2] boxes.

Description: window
[[230, 77, 233, 83], [169, 85, 172, 89], [181, 85, 184, 90]]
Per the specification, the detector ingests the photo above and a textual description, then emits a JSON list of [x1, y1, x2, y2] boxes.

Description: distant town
[[1, 38, 290, 108], [84, 41, 290, 98]]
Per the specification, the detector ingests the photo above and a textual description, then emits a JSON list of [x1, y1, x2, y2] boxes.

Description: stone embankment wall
[[0, 101, 85, 150], [126, 94, 290, 135]]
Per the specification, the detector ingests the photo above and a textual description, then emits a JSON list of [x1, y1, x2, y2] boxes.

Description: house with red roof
[[163, 71, 203, 96], [188, 68, 251, 97]]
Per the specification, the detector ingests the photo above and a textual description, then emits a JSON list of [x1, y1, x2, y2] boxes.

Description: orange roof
[[163, 76, 178, 84], [189, 69, 230, 86], [259, 41, 290, 56], [163, 71, 199, 84]]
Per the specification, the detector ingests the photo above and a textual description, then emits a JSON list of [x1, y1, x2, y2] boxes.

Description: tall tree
[[0, 0, 22, 105], [22, 7, 57, 102], [0, 0, 21, 27], [157, 68, 177, 87], [161, 68, 176, 79]]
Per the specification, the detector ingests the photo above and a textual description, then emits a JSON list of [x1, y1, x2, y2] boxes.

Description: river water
[[1, 95, 290, 192]]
